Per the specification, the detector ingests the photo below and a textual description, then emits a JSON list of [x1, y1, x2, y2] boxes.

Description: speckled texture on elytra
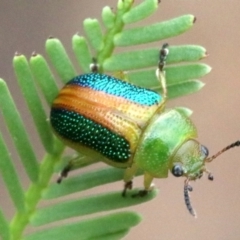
[[51, 73, 163, 163], [50, 108, 131, 162], [68, 73, 161, 106]]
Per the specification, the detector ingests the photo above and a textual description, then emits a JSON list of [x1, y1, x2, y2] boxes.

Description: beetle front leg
[[156, 43, 169, 105], [122, 163, 138, 196], [132, 172, 154, 197], [89, 57, 100, 73]]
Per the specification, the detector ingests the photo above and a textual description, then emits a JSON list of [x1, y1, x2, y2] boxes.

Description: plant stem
[[9, 140, 64, 240], [97, 0, 133, 70]]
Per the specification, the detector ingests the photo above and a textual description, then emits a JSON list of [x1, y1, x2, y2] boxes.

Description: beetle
[[50, 44, 240, 217]]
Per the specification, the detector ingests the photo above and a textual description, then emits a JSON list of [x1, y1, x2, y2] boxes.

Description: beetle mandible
[[50, 44, 240, 217]]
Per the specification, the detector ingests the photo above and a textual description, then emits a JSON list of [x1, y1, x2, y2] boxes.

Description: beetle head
[[171, 139, 209, 180], [171, 139, 240, 217]]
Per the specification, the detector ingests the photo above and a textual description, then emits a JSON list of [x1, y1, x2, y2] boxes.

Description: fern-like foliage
[[0, 0, 211, 239]]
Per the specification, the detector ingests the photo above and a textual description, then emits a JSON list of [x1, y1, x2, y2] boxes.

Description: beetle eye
[[201, 145, 209, 158], [172, 164, 184, 177]]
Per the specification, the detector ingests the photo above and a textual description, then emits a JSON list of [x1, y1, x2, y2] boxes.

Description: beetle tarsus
[[132, 189, 149, 198], [90, 57, 99, 73], [57, 165, 71, 184], [208, 173, 214, 181], [158, 43, 169, 71], [122, 180, 133, 197], [57, 176, 62, 184]]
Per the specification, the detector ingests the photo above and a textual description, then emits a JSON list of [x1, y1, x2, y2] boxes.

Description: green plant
[[0, 0, 210, 239]]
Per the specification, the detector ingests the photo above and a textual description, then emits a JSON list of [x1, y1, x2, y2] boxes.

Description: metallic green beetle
[[50, 44, 240, 216]]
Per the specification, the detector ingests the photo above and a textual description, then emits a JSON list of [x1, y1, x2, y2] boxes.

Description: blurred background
[[0, 0, 240, 239]]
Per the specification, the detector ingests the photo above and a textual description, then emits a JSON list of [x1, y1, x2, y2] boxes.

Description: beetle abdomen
[[50, 73, 162, 163]]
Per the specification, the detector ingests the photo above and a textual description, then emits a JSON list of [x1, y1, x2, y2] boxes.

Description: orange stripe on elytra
[[53, 84, 160, 152], [54, 84, 160, 124]]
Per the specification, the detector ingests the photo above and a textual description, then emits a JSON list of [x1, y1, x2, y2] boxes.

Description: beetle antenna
[[184, 179, 197, 218], [205, 140, 240, 162]]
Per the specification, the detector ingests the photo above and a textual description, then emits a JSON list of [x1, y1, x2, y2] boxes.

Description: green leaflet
[[128, 63, 211, 87], [26, 211, 141, 240], [31, 189, 157, 226], [91, 230, 130, 240], [0, 132, 25, 212], [0, 209, 10, 240], [45, 38, 76, 83], [103, 45, 207, 71], [166, 80, 205, 99], [13, 54, 55, 154], [72, 35, 92, 73], [123, 0, 159, 24], [127, 63, 211, 98], [114, 15, 195, 46], [43, 167, 142, 199], [0, 79, 39, 182], [30, 53, 59, 106], [165, 64, 211, 84], [102, 6, 116, 29], [84, 18, 104, 51]]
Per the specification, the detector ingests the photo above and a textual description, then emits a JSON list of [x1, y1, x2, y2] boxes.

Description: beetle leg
[[143, 172, 154, 191], [204, 169, 214, 181], [122, 181, 133, 197], [156, 70, 167, 102], [132, 172, 154, 197], [57, 155, 98, 183], [57, 164, 71, 183], [132, 189, 148, 197], [156, 43, 169, 104], [122, 163, 138, 196], [89, 57, 99, 73], [158, 43, 169, 72]]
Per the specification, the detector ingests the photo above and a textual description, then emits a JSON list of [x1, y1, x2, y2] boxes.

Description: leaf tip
[[199, 81, 205, 89], [205, 65, 212, 75], [0, 78, 6, 86], [14, 51, 21, 57], [13, 52, 27, 64], [193, 16, 197, 24], [204, 50, 209, 58], [31, 51, 38, 57], [83, 18, 98, 26], [48, 35, 55, 39]]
